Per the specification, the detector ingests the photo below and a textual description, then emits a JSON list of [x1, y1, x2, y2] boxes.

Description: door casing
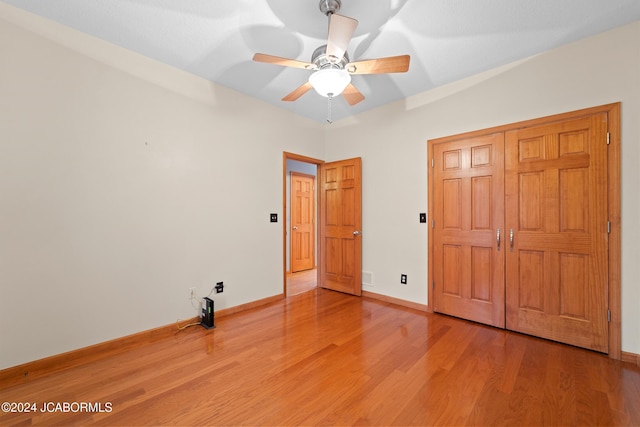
[[283, 152, 323, 297], [283, 153, 363, 297]]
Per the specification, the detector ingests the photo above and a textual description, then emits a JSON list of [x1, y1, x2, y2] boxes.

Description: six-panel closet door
[[504, 113, 609, 353], [432, 133, 505, 328], [430, 109, 610, 353]]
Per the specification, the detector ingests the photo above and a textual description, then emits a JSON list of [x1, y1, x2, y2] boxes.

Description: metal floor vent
[[362, 271, 373, 286]]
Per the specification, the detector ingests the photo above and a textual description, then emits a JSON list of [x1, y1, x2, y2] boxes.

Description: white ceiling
[[3, 0, 640, 123]]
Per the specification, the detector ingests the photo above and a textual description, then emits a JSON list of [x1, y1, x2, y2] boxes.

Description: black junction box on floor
[[201, 297, 215, 329]]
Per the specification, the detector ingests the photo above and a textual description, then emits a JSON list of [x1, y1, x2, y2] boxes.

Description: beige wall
[[325, 22, 640, 355], [0, 5, 324, 370], [1, 3, 638, 370]]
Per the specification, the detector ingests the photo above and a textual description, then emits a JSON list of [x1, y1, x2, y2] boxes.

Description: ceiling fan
[[252, 0, 410, 120]]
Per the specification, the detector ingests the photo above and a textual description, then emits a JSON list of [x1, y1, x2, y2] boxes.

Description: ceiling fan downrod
[[319, 0, 341, 16]]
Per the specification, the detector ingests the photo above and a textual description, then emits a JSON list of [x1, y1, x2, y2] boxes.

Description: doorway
[[283, 152, 323, 297], [283, 152, 364, 298]]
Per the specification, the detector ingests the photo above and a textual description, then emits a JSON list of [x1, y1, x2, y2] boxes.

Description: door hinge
[[606, 132, 610, 145], [607, 221, 611, 234], [431, 158, 434, 168], [432, 280, 434, 290], [431, 219, 434, 228], [608, 309, 611, 322]]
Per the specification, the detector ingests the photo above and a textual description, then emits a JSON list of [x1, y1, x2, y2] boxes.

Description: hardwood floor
[[1, 289, 639, 426], [287, 268, 317, 296]]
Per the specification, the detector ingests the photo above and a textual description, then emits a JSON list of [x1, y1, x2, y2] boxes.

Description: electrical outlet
[[400, 274, 407, 285], [215, 282, 224, 293]]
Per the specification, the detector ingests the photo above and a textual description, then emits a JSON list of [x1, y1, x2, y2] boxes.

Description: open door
[[319, 158, 362, 296]]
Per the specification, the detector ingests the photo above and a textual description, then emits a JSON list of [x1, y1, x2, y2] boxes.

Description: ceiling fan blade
[[282, 82, 313, 102], [326, 14, 358, 61], [347, 55, 410, 75], [253, 53, 316, 70], [342, 83, 365, 106]]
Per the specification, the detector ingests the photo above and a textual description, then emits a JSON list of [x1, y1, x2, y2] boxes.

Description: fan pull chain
[[327, 93, 334, 124]]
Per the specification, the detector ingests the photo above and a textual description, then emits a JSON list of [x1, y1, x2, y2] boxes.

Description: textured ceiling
[[3, 0, 640, 123]]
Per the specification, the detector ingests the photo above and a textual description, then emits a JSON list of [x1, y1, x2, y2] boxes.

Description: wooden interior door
[[432, 133, 505, 327], [319, 158, 362, 296], [290, 172, 315, 273], [505, 113, 609, 352]]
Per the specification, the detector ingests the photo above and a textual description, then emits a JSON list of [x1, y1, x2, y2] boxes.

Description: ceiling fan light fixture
[[308, 68, 351, 97]]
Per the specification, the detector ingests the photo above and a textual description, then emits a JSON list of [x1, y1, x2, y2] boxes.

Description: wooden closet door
[[504, 113, 609, 352], [432, 133, 505, 327]]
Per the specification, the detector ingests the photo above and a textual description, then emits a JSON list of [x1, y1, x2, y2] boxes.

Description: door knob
[[353, 230, 360, 236], [293, 226, 298, 230]]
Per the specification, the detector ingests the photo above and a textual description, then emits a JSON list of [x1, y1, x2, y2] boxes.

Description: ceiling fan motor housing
[[312, 44, 350, 69]]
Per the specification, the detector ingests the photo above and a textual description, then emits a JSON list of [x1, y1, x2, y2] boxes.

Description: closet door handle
[[509, 229, 514, 252], [496, 228, 501, 251]]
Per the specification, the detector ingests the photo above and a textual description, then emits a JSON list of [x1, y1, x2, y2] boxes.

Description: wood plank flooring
[[287, 268, 317, 296], [1, 288, 639, 426]]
